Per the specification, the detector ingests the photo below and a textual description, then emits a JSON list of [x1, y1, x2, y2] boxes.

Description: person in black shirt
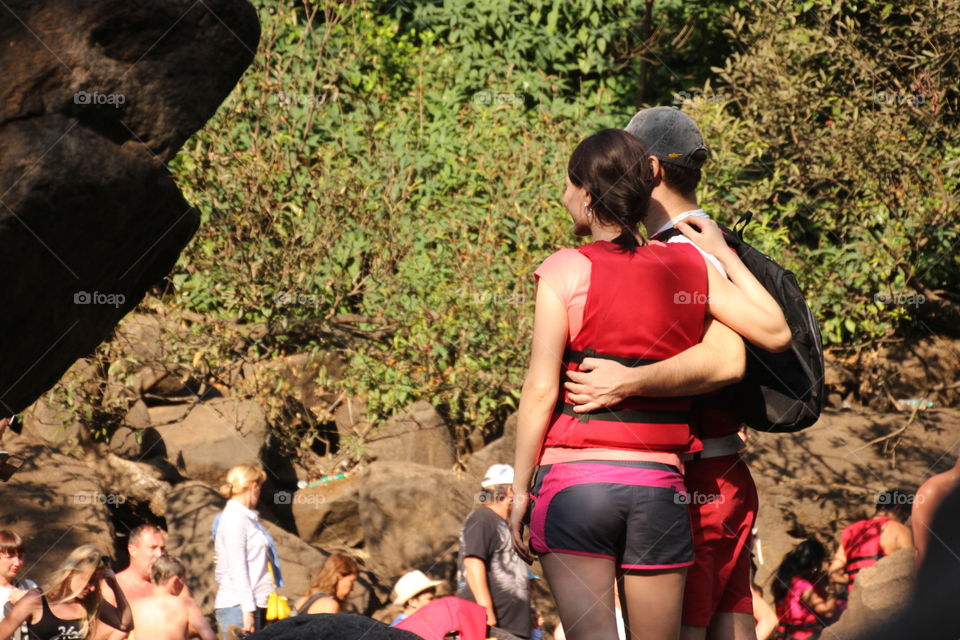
[[456, 464, 532, 640]]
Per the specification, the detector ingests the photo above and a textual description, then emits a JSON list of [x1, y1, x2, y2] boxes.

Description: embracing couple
[[510, 108, 791, 640]]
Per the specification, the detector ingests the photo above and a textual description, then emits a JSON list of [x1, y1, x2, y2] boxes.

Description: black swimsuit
[[27, 596, 83, 640]]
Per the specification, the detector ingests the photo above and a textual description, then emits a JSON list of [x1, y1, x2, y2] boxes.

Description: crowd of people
[[2, 105, 956, 640]]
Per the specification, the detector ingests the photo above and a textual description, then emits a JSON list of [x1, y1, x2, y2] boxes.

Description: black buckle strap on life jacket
[[564, 347, 660, 368], [559, 402, 691, 425], [780, 622, 823, 631], [561, 348, 684, 424], [846, 554, 883, 574]]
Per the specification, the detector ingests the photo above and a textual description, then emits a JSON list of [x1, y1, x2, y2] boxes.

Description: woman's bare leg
[[541, 552, 621, 640], [619, 568, 686, 640]]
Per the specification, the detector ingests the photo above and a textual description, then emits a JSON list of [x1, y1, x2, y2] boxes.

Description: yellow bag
[[266, 591, 291, 621], [266, 560, 290, 621]]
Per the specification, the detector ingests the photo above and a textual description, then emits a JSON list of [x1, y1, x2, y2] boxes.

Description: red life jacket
[[693, 389, 742, 439], [543, 240, 707, 453], [842, 517, 890, 582], [653, 235, 742, 441], [775, 577, 825, 640]]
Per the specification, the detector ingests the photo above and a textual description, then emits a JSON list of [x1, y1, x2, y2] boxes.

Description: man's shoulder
[[463, 506, 497, 525]]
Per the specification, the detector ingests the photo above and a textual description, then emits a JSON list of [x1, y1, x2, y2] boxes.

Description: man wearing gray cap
[[565, 107, 760, 640]]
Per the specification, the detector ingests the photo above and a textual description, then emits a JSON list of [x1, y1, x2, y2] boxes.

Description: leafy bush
[[34, 0, 958, 460]]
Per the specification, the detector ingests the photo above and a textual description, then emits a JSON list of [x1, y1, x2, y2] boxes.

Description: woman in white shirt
[[213, 464, 282, 639]]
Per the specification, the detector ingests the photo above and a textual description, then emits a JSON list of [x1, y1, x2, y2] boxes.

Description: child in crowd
[[389, 570, 443, 626], [772, 539, 838, 640], [130, 554, 215, 640]]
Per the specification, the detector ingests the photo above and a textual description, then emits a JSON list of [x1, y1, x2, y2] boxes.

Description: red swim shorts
[[681, 453, 758, 627]]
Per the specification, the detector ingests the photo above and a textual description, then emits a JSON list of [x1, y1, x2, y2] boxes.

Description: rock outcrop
[[0, 442, 115, 580], [826, 548, 914, 639], [0, 0, 260, 415], [358, 461, 474, 585]]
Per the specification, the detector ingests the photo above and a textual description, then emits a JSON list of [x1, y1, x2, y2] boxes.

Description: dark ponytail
[[567, 129, 654, 252], [772, 538, 827, 604]]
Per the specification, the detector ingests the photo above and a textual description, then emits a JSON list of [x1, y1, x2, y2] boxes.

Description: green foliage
[[701, 0, 959, 345], [36, 0, 958, 459]]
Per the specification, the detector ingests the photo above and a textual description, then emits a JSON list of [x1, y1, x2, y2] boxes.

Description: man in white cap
[[456, 464, 532, 640], [389, 570, 444, 627]]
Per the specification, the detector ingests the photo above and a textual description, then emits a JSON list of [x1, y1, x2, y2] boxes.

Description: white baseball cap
[[481, 464, 514, 488], [392, 570, 444, 606]]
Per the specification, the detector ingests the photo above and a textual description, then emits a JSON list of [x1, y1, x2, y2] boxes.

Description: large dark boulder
[[247, 614, 421, 640], [0, 0, 259, 414]]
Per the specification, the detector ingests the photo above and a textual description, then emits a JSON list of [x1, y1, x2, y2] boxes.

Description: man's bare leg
[[707, 612, 757, 640]]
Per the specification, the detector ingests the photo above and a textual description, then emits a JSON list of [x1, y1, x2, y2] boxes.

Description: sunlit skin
[[130, 575, 216, 640], [115, 527, 167, 602], [297, 572, 359, 615], [0, 567, 98, 633], [0, 550, 24, 587], [335, 573, 357, 602]]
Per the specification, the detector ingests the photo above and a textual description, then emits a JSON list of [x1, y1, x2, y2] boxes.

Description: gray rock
[[151, 398, 267, 484], [358, 461, 473, 585], [826, 548, 914, 639], [291, 475, 363, 548], [364, 401, 456, 469], [0, 442, 115, 583]]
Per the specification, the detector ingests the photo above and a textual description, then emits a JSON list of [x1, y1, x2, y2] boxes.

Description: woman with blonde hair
[[294, 553, 358, 615], [0, 545, 131, 640], [212, 464, 282, 639]]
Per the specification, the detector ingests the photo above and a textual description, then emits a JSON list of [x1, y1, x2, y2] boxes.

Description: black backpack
[[656, 213, 825, 432]]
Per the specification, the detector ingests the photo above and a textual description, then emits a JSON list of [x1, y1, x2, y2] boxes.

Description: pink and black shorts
[[528, 460, 694, 569]]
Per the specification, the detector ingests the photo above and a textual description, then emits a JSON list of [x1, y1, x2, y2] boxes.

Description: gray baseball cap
[[624, 106, 709, 170]]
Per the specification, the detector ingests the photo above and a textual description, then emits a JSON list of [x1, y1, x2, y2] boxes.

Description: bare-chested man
[[116, 524, 168, 600], [131, 554, 215, 640], [828, 489, 913, 591], [912, 453, 960, 564], [100, 524, 201, 640]]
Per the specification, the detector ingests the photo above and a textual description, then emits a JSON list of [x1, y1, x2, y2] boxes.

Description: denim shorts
[[215, 606, 266, 640]]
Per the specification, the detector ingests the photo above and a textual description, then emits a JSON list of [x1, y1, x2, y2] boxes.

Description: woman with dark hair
[[294, 553, 359, 615], [510, 128, 791, 640], [772, 539, 837, 640]]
